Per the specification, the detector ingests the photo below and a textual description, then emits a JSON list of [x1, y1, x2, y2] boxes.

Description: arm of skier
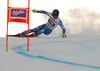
[[58, 20, 66, 38], [32, 9, 49, 15]]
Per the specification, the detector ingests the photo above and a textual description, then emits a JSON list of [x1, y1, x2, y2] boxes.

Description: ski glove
[[33, 9, 38, 13], [62, 33, 66, 38]]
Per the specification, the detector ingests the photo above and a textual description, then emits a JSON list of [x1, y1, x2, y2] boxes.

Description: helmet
[[52, 9, 59, 17]]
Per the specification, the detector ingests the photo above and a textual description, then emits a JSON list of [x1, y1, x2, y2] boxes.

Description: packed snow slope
[[0, 36, 100, 71]]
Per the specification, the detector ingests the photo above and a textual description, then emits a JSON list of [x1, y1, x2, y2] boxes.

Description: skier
[[14, 9, 66, 38]]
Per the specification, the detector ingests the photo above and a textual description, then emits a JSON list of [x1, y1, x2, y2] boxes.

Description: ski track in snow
[[9, 39, 100, 69]]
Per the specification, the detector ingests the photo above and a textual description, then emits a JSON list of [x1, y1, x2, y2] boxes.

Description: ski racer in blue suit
[[17, 9, 66, 38]]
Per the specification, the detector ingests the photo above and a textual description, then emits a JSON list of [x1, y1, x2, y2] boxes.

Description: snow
[[0, 36, 100, 71]]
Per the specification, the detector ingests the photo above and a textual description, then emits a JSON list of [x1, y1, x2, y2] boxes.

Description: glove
[[62, 33, 66, 38], [32, 9, 38, 13]]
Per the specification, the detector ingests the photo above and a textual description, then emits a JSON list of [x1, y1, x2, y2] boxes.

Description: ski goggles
[[52, 14, 58, 17]]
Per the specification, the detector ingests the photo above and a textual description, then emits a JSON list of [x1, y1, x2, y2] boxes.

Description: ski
[[8, 34, 38, 37]]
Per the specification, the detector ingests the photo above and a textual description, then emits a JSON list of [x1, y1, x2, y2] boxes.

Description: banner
[[8, 7, 29, 23]]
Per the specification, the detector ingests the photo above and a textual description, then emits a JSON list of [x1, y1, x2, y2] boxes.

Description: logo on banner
[[11, 9, 26, 18]]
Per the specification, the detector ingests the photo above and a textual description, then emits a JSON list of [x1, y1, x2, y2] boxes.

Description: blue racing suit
[[22, 10, 66, 36]]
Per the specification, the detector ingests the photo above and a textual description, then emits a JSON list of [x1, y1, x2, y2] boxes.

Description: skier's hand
[[62, 33, 66, 38], [33, 9, 38, 13]]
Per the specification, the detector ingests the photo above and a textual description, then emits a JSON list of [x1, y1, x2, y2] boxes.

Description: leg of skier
[[29, 24, 52, 37], [17, 24, 45, 37]]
